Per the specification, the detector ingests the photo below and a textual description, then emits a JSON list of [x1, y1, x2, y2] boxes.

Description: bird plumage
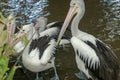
[[22, 35, 56, 72], [57, 0, 119, 80], [71, 33, 119, 80], [17, 19, 71, 80]]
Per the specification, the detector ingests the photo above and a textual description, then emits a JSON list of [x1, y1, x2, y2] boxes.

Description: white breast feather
[[71, 37, 100, 69]]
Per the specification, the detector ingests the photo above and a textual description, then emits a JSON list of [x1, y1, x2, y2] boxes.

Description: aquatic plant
[[0, 12, 28, 80]]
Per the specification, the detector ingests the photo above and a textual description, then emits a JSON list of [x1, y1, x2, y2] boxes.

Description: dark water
[[0, 0, 120, 80]]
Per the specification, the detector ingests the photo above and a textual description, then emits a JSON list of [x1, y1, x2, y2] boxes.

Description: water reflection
[[0, 0, 49, 25], [100, 0, 120, 41]]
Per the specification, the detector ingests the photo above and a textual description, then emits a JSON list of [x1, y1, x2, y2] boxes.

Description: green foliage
[[0, 20, 5, 35], [0, 12, 6, 25], [0, 30, 8, 47], [0, 11, 31, 80], [0, 56, 9, 80], [21, 36, 29, 46], [0, 12, 21, 80], [6, 66, 21, 80], [3, 43, 16, 57]]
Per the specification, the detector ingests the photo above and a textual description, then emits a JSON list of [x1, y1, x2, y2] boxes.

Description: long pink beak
[[57, 6, 77, 45], [6, 22, 15, 42], [6, 14, 15, 43]]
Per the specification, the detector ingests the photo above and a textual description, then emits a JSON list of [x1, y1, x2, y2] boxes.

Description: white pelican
[[14, 17, 71, 80], [57, 0, 119, 80], [20, 24, 58, 80]]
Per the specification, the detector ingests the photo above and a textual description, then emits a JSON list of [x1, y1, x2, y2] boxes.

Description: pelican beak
[[56, 6, 78, 45]]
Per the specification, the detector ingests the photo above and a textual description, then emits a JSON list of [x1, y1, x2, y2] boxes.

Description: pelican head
[[16, 24, 35, 40], [23, 24, 39, 40], [35, 16, 47, 32], [14, 24, 34, 53], [57, 0, 85, 44]]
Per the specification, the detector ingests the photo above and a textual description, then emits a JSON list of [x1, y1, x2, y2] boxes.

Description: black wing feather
[[96, 40, 119, 80], [84, 40, 119, 80], [29, 35, 51, 59]]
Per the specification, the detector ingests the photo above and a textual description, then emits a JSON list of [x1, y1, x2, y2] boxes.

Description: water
[[0, 0, 49, 26], [0, 0, 120, 80]]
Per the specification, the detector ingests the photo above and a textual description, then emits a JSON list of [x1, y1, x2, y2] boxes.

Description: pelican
[[20, 24, 58, 80], [14, 16, 71, 80], [57, 0, 119, 80]]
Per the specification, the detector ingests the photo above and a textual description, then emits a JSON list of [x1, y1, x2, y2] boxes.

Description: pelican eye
[[73, 3, 76, 6]]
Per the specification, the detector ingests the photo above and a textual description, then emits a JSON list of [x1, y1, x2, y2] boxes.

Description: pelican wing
[[29, 35, 55, 59], [84, 39, 119, 80], [40, 39, 56, 64], [40, 21, 63, 37], [40, 27, 59, 37], [96, 39, 119, 65], [71, 37, 100, 70], [46, 21, 63, 29], [95, 39, 119, 80], [84, 40, 109, 79]]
